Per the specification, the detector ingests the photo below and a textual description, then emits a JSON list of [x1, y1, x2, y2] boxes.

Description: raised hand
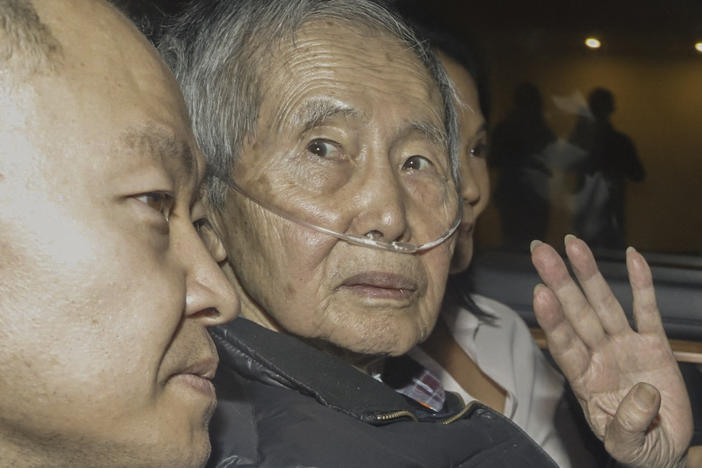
[[530, 235, 692, 468]]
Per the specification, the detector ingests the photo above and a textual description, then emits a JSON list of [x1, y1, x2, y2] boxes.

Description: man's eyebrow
[[284, 98, 366, 133], [403, 120, 449, 149], [121, 125, 195, 175], [279, 98, 448, 149]]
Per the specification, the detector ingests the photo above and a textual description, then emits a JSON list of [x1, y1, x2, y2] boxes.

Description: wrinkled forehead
[[258, 19, 446, 139]]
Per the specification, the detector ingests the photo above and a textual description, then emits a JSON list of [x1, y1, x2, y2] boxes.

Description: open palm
[[531, 236, 692, 468]]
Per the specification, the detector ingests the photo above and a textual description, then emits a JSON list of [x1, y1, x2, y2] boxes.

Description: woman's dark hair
[[443, 272, 497, 324], [391, 0, 491, 122]]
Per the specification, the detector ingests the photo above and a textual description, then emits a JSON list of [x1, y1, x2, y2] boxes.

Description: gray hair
[[0, 0, 62, 79], [159, 0, 459, 209]]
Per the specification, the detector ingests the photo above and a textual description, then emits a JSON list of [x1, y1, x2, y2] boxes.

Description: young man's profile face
[[0, 1, 238, 467]]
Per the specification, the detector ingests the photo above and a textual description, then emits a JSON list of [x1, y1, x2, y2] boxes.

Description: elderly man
[[0, 1, 238, 467], [161, 1, 693, 467]]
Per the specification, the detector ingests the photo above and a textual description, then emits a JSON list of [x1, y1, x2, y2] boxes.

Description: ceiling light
[[585, 37, 602, 49], [695, 42, 702, 53]]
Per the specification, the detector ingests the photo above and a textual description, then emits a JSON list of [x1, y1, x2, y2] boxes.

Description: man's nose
[[180, 223, 240, 325], [347, 159, 411, 244]]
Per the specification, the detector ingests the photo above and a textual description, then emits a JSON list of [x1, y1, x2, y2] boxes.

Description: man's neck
[[301, 338, 386, 375]]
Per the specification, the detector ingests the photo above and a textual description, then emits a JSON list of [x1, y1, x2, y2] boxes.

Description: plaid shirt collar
[[377, 355, 446, 412]]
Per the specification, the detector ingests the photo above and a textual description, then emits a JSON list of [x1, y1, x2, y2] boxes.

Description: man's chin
[[152, 402, 214, 467], [304, 333, 416, 367], [172, 433, 211, 468], [192, 439, 212, 468]]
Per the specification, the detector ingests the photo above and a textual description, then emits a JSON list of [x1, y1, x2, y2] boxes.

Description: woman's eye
[[470, 140, 488, 159], [306, 139, 341, 159], [402, 155, 433, 171], [136, 192, 174, 221]]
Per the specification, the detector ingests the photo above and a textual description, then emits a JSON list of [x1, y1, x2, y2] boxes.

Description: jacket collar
[[211, 319, 463, 423]]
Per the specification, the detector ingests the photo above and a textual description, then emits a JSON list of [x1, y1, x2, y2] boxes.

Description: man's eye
[[136, 192, 174, 221], [193, 217, 211, 234], [193, 217, 220, 256], [402, 155, 433, 171], [306, 139, 341, 159]]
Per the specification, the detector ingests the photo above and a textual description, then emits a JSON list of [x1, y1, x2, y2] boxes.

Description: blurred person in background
[[569, 87, 645, 248], [491, 82, 556, 250]]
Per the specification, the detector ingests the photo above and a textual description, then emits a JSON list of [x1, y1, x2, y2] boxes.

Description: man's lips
[[338, 272, 418, 300], [169, 357, 218, 397], [179, 357, 218, 380]]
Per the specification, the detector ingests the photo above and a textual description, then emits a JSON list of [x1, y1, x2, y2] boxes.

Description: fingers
[[626, 246, 665, 336], [564, 235, 630, 336], [533, 283, 591, 383], [686, 446, 702, 468], [604, 382, 661, 465], [531, 239, 605, 348]]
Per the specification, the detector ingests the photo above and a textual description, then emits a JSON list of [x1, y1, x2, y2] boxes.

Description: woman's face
[[438, 52, 491, 274]]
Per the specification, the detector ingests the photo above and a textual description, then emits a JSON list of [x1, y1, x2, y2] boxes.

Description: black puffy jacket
[[206, 319, 557, 468]]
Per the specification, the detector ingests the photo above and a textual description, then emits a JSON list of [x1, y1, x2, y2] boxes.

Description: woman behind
[[399, 13, 700, 466], [397, 23, 592, 467]]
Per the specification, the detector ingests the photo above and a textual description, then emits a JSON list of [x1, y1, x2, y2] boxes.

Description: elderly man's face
[[0, 1, 237, 466], [215, 22, 454, 356]]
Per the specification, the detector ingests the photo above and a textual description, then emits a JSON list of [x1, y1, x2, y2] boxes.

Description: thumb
[[604, 382, 661, 464]]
